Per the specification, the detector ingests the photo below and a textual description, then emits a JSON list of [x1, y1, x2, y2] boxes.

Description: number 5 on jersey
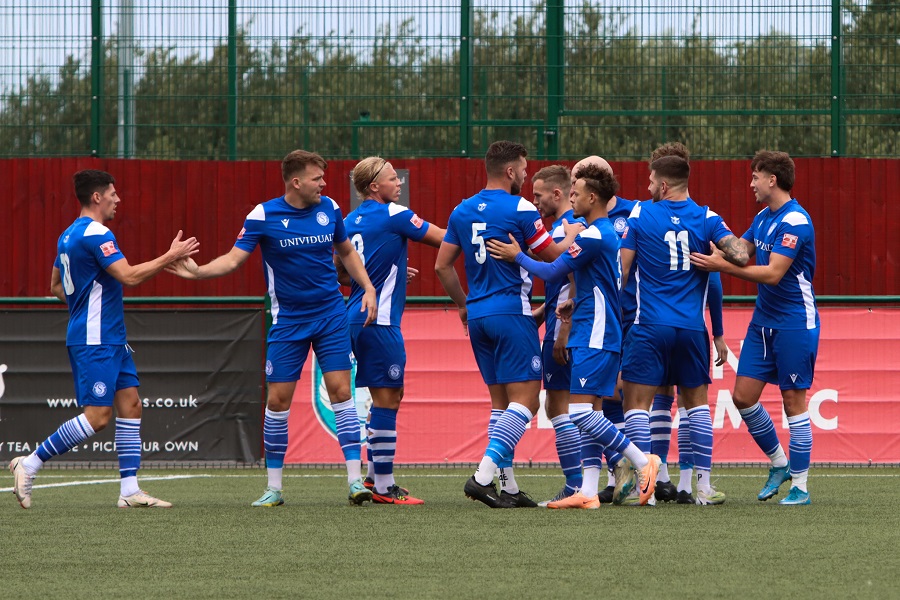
[[472, 223, 487, 264]]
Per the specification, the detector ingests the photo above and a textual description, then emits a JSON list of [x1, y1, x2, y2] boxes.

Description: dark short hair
[[649, 155, 690, 187], [73, 170, 115, 207], [532, 164, 571, 190], [751, 150, 795, 191], [574, 163, 619, 202], [650, 142, 690, 164], [282, 150, 327, 182], [485, 140, 527, 177]]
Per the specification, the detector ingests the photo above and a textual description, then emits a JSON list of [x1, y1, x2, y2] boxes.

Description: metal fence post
[[830, 0, 844, 157], [545, 0, 563, 160], [459, 0, 473, 157], [90, 0, 104, 157], [227, 0, 238, 160]]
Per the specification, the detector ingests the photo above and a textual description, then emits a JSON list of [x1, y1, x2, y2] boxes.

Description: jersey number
[[664, 230, 690, 271], [471, 223, 487, 264], [59, 253, 75, 295], [351, 233, 365, 266]]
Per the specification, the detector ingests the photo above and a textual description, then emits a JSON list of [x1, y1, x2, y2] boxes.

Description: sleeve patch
[[781, 233, 798, 249], [567, 242, 582, 258], [99, 241, 119, 257], [410, 213, 424, 228], [622, 226, 630, 239], [237, 227, 246, 240]]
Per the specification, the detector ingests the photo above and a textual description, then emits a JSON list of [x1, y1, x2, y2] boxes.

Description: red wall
[[2, 157, 897, 298]]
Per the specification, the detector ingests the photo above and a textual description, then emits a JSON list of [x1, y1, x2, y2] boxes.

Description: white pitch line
[[0, 474, 210, 493], [1, 471, 895, 493]]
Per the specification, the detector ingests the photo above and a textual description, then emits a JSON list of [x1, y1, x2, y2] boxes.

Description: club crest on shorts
[[92, 381, 107, 397], [388, 364, 402, 380], [531, 356, 542, 372], [265, 360, 273, 376], [316, 211, 329, 226]]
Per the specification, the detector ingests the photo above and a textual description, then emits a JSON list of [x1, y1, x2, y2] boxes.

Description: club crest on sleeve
[[781, 233, 798, 249], [410, 214, 424, 228], [99, 241, 118, 257], [567, 242, 582, 258]]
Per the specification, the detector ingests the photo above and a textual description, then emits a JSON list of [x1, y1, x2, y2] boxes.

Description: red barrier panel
[[1, 157, 897, 297], [286, 307, 900, 465]]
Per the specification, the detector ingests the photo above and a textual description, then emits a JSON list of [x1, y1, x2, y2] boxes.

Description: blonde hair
[[351, 156, 389, 200]]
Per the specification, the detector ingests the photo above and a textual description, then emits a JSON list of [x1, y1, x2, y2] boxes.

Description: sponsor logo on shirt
[[781, 233, 798, 249], [99, 241, 118, 257], [237, 227, 246, 240], [567, 242, 582, 258], [755, 239, 773, 252], [279, 233, 334, 247], [316, 212, 329, 226], [281, 218, 290, 228], [410, 214, 424, 228]]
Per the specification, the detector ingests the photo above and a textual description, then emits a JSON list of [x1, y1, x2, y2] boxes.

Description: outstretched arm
[[486, 234, 573, 283], [691, 241, 793, 286], [108, 230, 200, 287], [165, 245, 250, 281]]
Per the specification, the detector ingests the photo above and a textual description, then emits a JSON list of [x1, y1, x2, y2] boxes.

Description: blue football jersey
[[622, 198, 733, 331], [344, 200, 431, 326], [54, 217, 127, 346], [559, 218, 623, 351], [444, 189, 552, 319], [234, 195, 347, 325], [742, 199, 819, 330], [544, 210, 586, 342], [608, 196, 641, 324]]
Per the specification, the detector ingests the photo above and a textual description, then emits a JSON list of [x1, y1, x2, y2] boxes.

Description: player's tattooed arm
[[716, 234, 751, 267]]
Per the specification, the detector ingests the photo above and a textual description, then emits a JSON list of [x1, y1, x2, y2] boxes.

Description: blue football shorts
[[468, 314, 542, 385], [737, 324, 819, 390], [541, 337, 571, 391], [350, 323, 405, 388], [569, 347, 620, 398], [68, 344, 139, 407], [621, 323, 711, 388], [266, 312, 352, 382]]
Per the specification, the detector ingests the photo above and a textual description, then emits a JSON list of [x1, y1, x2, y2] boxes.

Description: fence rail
[[1, 1, 898, 160]]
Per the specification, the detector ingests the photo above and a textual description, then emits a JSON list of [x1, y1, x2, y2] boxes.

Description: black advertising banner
[[0, 309, 264, 462]]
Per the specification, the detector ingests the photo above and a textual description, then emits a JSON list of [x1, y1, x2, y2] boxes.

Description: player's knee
[[731, 392, 753, 410]]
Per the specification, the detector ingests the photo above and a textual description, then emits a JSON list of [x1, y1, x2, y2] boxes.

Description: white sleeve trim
[[517, 197, 538, 212], [246, 204, 266, 221], [782, 211, 810, 227], [388, 202, 408, 216], [83, 221, 111, 237]]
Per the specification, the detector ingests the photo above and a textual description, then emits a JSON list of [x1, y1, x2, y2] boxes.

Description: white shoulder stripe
[[83, 221, 110, 237], [331, 198, 340, 210], [782, 211, 809, 226], [629, 203, 642, 218], [246, 204, 265, 221], [517, 197, 538, 212], [706, 208, 720, 218], [387, 202, 408, 216], [579, 225, 602, 239]]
